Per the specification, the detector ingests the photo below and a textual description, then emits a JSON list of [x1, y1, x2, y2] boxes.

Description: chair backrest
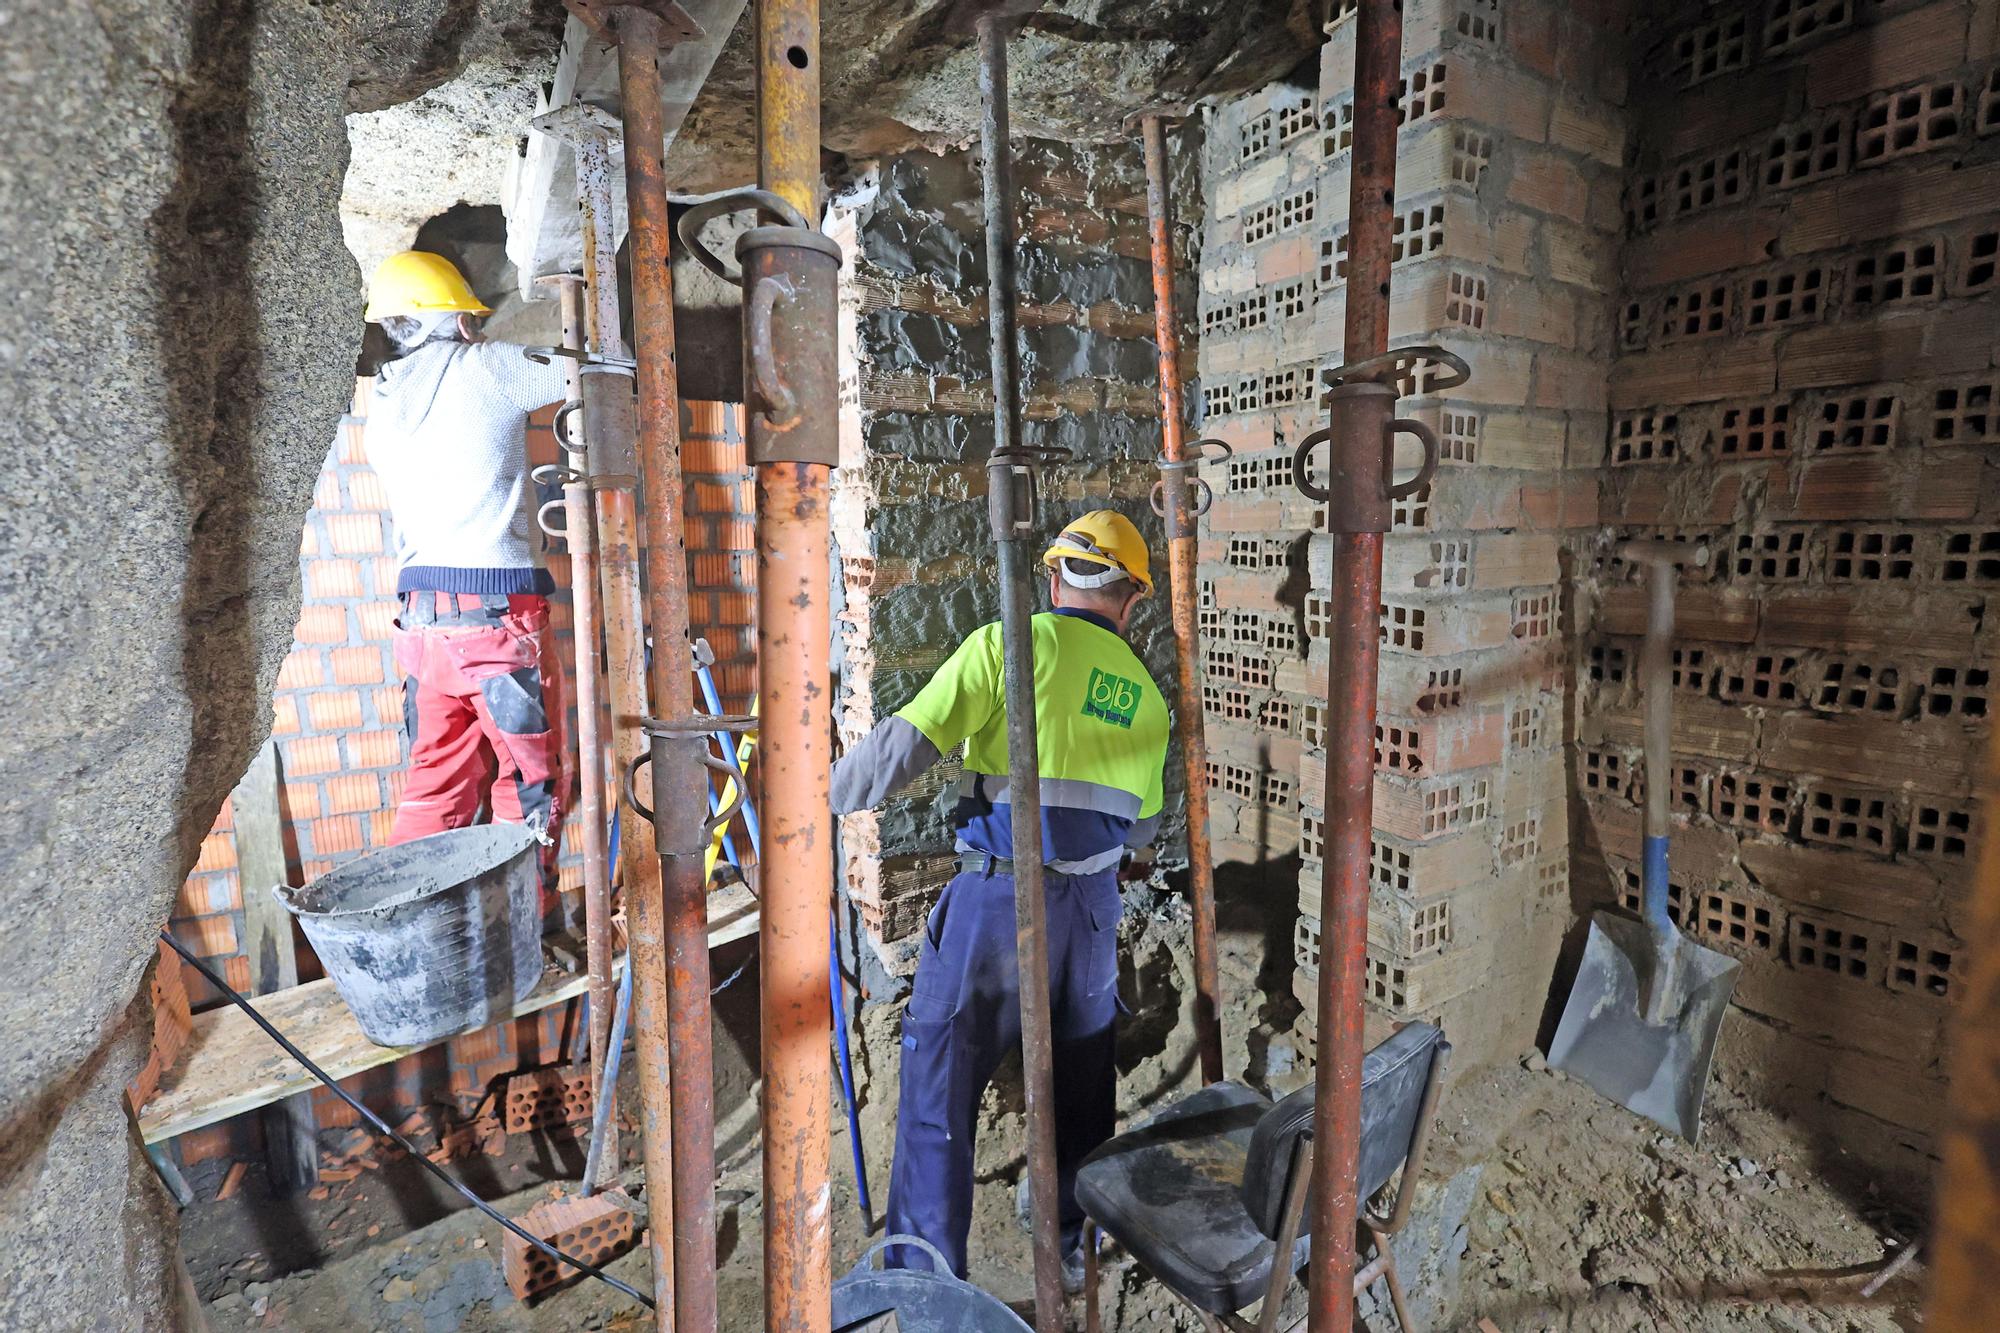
[[1238, 1022, 1447, 1239]]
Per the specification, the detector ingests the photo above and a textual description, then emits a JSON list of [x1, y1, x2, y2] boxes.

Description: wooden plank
[[140, 882, 758, 1145], [237, 740, 297, 991], [233, 739, 319, 1193]]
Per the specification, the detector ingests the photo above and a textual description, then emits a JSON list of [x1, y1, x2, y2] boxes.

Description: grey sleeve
[[1123, 813, 1161, 849], [479, 342, 571, 413], [830, 716, 943, 814]]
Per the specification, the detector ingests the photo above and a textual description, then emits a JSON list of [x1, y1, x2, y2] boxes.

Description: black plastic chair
[[1074, 1023, 1450, 1333]]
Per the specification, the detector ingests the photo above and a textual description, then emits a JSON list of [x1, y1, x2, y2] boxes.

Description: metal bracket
[[675, 187, 815, 287], [528, 102, 623, 148], [553, 400, 586, 456], [1150, 438, 1231, 539], [1320, 343, 1472, 398], [526, 345, 639, 372], [561, 0, 704, 46], [531, 464, 589, 538]]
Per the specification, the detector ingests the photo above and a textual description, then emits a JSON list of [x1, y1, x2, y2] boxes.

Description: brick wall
[[830, 140, 1201, 962], [1572, 0, 2000, 1193], [169, 388, 754, 1008], [154, 387, 752, 1177], [1201, 0, 1623, 1071]]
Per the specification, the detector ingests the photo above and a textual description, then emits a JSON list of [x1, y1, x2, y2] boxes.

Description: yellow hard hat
[[364, 251, 492, 322], [1043, 510, 1153, 594]]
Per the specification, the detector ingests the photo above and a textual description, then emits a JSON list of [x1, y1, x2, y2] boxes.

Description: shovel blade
[[1548, 911, 1741, 1141]]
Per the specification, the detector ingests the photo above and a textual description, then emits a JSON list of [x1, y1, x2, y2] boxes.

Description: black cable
[[157, 930, 654, 1309]]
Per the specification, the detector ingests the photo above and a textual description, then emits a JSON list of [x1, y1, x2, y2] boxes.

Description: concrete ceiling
[[342, 0, 1321, 291]]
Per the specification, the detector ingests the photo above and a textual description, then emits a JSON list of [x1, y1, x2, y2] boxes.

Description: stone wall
[[831, 137, 1201, 963], [1199, 0, 1622, 1073], [0, 5, 554, 1324], [1572, 0, 2000, 1194]]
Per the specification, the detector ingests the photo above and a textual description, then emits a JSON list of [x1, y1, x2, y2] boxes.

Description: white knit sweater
[[364, 340, 569, 595]]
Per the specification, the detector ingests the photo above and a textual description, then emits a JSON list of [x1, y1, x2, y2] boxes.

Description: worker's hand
[[1118, 852, 1154, 884]]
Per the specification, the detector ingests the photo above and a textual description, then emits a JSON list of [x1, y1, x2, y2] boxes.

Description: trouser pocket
[[899, 1011, 959, 1135]]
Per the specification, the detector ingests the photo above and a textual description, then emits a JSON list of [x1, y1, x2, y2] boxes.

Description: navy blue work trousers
[[884, 863, 1122, 1277]]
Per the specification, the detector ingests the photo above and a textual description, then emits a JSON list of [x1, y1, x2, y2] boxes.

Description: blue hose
[[831, 907, 872, 1217], [583, 957, 634, 1194]]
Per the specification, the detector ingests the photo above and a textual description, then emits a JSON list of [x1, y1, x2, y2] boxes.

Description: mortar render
[[834, 134, 1205, 965], [0, 3, 555, 1325]]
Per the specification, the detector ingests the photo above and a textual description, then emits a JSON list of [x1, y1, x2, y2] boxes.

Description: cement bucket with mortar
[[275, 824, 543, 1047]]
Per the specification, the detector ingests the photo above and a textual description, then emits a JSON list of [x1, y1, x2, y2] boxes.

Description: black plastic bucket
[[831, 1236, 1032, 1332], [275, 824, 542, 1047]]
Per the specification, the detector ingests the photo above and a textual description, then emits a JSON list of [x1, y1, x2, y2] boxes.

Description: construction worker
[[831, 510, 1170, 1287], [361, 251, 574, 898]]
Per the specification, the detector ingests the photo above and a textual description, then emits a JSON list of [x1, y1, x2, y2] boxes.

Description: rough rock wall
[[0, 3, 554, 1325], [831, 136, 1201, 964], [1573, 0, 2000, 1196], [1198, 0, 1621, 1074]]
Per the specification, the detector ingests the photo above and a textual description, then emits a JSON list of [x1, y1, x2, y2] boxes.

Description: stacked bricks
[[1200, 0, 1622, 1069], [502, 1193, 638, 1302], [1572, 0, 2000, 1196], [829, 140, 1199, 966]]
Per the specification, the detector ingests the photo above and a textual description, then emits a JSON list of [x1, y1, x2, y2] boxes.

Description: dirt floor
[[185, 884, 1931, 1331]]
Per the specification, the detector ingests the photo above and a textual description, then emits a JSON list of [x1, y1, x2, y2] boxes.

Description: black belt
[[400, 591, 515, 626], [956, 852, 1015, 877]]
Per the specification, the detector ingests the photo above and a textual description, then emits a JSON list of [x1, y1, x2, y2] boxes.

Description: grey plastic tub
[[275, 824, 542, 1047]]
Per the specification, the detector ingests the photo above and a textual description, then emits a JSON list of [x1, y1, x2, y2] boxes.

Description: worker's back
[[364, 340, 566, 595], [903, 609, 1169, 868]]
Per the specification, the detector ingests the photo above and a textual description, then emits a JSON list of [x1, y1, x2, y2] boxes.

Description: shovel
[[1548, 539, 1740, 1140]]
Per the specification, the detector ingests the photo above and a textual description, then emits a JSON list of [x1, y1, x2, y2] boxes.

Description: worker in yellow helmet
[[361, 252, 574, 905], [832, 509, 1170, 1288]]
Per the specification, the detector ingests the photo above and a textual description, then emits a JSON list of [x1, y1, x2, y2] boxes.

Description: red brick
[[370, 810, 397, 844], [371, 684, 405, 727], [306, 559, 364, 600], [283, 780, 323, 820], [175, 871, 240, 917], [1625, 213, 1783, 290], [346, 468, 391, 511], [174, 914, 238, 957], [357, 601, 398, 642], [1806, 1, 1966, 107], [502, 1194, 638, 1302], [1506, 147, 1590, 222], [544, 552, 572, 589], [715, 591, 755, 627], [194, 831, 236, 873], [313, 469, 342, 511], [293, 604, 348, 645], [324, 773, 382, 815], [306, 690, 363, 732], [270, 694, 302, 736], [325, 513, 386, 556], [347, 730, 404, 770], [285, 735, 342, 777], [309, 817, 366, 857], [368, 557, 400, 595], [277, 649, 323, 689], [332, 646, 388, 685], [299, 523, 320, 557]]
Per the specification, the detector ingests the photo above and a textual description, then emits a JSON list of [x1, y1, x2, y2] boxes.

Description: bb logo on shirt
[[1082, 667, 1142, 729]]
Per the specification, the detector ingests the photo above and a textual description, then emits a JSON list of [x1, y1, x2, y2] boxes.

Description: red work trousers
[[388, 593, 573, 894]]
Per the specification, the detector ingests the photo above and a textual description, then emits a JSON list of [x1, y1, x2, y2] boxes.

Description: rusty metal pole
[[556, 86, 672, 1316], [1140, 114, 1224, 1088], [542, 273, 620, 1189], [977, 14, 1066, 1327], [754, 1, 835, 1329], [1931, 723, 2000, 1328], [1308, 2, 1403, 1329], [614, 7, 721, 1332]]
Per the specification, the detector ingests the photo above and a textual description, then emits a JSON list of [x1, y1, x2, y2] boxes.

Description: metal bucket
[[275, 824, 543, 1047], [831, 1236, 1032, 1332]]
